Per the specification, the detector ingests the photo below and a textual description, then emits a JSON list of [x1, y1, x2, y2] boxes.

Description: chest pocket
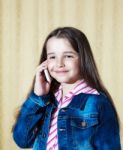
[[70, 113, 99, 129]]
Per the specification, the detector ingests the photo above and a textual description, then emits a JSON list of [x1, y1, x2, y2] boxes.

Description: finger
[[36, 64, 47, 72], [38, 60, 48, 67], [36, 62, 48, 70], [35, 67, 46, 75]]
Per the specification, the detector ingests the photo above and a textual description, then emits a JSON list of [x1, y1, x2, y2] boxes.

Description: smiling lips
[[55, 70, 68, 74]]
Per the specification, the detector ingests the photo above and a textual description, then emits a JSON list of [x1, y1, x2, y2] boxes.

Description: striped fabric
[[46, 79, 99, 150]]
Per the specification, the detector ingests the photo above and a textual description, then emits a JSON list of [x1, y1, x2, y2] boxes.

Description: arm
[[13, 92, 51, 148], [13, 60, 53, 148], [94, 95, 121, 150]]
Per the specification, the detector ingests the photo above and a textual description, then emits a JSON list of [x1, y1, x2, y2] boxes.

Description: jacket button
[[59, 128, 66, 131], [61, 108, 67, 112], [46, 101, 50, 105], [41, 132, 46, 138], [81, 121, 87, 127], [33, 127, 38, 134]]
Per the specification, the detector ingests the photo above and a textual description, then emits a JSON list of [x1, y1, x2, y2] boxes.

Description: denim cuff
[[29, 92, 51, 107]]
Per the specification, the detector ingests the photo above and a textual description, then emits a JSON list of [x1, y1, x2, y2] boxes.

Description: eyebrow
[[47, 51, 77, 55]]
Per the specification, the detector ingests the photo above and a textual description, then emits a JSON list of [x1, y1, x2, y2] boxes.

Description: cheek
[[72, 61, 81, 72], [71, 60, 80, 67], [47, 61, 53, 71]]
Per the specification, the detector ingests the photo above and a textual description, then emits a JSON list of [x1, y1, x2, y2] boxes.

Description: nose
[[56, 58, 65, 67]]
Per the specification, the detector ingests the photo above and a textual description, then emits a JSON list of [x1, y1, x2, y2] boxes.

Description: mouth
[[55, 70, 69, 74]]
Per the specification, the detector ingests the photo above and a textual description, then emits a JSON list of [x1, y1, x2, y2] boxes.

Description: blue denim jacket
[[13, 92, 121, 150]]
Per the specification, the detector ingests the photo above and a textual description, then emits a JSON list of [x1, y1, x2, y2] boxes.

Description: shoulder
[[77, 92, 108, 104], [84, 92, 112, 105], [78, 92, 115, 112], [86, 93, 117, 118]]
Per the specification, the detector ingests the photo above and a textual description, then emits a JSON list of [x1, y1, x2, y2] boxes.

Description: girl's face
[[46, 37, 82, 84]]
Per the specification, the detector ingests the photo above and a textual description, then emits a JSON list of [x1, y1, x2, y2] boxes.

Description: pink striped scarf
[[46, 79, 99, 150]]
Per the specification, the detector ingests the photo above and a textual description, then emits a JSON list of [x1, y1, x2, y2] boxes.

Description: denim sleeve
[[13, 92, 51, 148], [94, 95, 121, 150]]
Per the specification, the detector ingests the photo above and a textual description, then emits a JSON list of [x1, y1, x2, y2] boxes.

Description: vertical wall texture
[[0, 0, 123, 149]]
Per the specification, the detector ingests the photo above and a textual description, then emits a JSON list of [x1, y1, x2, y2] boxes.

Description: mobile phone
[[44, 69, 51, 82]]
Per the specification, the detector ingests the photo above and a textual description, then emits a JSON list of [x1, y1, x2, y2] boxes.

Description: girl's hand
[[34, 61, 51, 96]]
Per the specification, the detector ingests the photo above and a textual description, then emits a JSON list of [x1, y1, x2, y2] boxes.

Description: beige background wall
[[0, 0, 123, 149]]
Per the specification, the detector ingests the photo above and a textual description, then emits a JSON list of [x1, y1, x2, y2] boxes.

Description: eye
[[65, 55, 74, 58], [48, 56, 56, 59]]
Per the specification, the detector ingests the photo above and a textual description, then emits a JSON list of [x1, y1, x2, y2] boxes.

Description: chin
[[55, 78, 69, 83], [55, 78, 76, 84]]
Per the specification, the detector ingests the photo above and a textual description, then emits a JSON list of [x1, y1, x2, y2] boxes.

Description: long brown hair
[[15, 27, 119, 123]]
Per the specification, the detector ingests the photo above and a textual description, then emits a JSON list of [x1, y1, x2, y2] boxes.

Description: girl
[[12, 27, 121, 150]]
